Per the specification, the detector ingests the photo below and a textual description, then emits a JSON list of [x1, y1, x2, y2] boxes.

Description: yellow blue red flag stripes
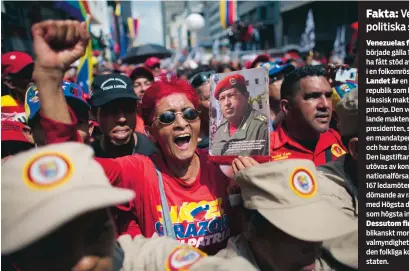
[[127, 18, 139, 39], [220, 0, 237, 29], [76, 15, 93, 96], [54, 0, 91, 22]]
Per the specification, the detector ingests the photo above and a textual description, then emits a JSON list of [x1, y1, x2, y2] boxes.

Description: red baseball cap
[[250, 54, 270, 69], [284, 51, 300, 61], [1, 121, 31, 143], [2, 51, 34, 77], [214, 74, 247, 99], [144, 57, 161, 68]]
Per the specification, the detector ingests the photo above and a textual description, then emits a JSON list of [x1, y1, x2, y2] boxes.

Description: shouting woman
[[32, 20, 255, 254]]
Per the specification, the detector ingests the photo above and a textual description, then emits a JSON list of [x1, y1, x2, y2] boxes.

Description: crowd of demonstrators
[[25, 81, 91, 146], [270, 66, 347, 166], [144, 57, 162, 78], [217, 159, 356, 271], [260, 62, 295, 130], [88, 74, 156, 158], [1, 121, 34, 159], [1, 51, 34, 123], [1, 17, 359, 271], [1, 142, 257, 271], [189, 70, 213, 149], [227, 21, 262, 51], [30, 20, 246, 255], [318, 88, 358, 271]]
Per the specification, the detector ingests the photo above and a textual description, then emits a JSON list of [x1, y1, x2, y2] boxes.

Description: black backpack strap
[[325, 147, 333, 163]]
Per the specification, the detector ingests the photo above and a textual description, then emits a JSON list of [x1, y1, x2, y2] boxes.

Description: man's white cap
[[2, 142, 135, 254]]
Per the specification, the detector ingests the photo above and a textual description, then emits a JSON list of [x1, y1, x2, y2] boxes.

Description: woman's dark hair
[[217, 64, 234, 74], [176, 68, 188, 78]]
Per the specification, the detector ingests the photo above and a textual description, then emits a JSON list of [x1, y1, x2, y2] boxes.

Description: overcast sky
[[131, 1, 164, 46]]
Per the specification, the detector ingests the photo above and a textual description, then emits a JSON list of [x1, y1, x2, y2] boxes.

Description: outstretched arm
[[32, 20, 89, 126], [32, 20, 127, 185]]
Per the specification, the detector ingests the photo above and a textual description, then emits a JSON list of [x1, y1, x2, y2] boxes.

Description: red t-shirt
[[135, 113, 145, 134], [1, 95, 26, 123], [270, 123, 346, 166], [40, 110, 235, 255]]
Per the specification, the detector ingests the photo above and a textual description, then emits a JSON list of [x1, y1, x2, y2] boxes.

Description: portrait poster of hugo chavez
[[209, 68, 270, 164]]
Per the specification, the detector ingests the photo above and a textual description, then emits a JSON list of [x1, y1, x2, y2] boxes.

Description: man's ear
[[280, 99, 290, 115], [22, 125, 35, 144], [348, 137, 358, 160]]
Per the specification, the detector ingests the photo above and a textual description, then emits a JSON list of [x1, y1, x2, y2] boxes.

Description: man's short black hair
[[280, 65, 326, 101]]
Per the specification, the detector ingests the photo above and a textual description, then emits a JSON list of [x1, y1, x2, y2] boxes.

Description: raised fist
[[32, 20, 90, 73]]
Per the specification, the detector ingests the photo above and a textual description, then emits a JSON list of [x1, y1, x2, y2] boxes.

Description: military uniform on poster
[[212, 108, 269, 156]]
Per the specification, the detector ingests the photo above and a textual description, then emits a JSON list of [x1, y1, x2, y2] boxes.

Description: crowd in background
[[1, 19, 358, 271]]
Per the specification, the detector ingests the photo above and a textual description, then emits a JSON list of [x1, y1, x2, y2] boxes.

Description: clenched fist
[[32, 20, 90, 75]]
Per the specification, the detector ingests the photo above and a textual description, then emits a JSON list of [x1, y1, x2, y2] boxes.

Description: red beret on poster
[[214, 74, 246, 99]]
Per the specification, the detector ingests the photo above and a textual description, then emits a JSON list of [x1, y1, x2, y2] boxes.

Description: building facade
[[163, 1, 211, 50], [162, 1, 187, 49], [207, 1, 225, 41], [281, 1, 357, 55], [206, 0, 357, 53]]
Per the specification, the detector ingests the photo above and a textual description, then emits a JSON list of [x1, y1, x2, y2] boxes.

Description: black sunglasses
[[190, 71, 215, 88], [153, 108, 201, 125]]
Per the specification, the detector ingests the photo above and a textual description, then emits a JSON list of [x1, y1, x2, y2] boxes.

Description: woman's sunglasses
[[153, 108, 201, 125], [190, 71, 215, 89]]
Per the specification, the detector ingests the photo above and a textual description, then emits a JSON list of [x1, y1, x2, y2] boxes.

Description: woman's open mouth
[[174, 134, 191, 150]]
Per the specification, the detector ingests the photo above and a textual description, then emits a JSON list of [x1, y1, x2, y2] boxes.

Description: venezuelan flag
[[127, 18, 139, 39], [54, 0, 90, 21], [76, 15, 93, 96], [220, 0, 237, 29], [78, 0, 91, 20]]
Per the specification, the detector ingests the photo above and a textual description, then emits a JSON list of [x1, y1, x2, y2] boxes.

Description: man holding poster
[[212, 73, 269, 156]]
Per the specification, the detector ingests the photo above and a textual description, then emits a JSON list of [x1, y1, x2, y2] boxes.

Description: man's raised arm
[[32, 20, 89, 126], [31, 20, 127, 185]]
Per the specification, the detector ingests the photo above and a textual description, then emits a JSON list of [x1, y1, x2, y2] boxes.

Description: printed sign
[[209, 68, 270, 160]]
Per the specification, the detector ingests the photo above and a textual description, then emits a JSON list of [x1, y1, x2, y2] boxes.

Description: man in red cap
[[271, 65, 346, 166], [1, 121, 34, 158], [144, 57, 161, 77], [212, 74, 269, 156], [1, 51, 34, 123], [250, 54, 270, 69]]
